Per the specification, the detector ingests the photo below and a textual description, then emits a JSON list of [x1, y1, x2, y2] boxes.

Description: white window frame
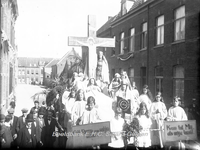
[[129, 28, 135, 52], [154, 66, 163, 95], [111, 36, 116, 56], [156, 15, 164, 45], [173, 65, 184, 102], [174, 5, 185, 41], [120, 32, 125, 54], [141, 22, 147, 49]]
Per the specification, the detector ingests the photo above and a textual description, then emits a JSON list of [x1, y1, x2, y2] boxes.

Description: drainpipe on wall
[[146, 4, 150, 85]]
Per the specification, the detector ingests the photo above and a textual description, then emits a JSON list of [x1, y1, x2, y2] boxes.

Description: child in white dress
[[135, 102, 152, 149], [108, 107, 125, 149]]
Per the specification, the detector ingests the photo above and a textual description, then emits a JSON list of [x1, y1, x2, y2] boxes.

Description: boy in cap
[[7, 108, 18, 147], [3, 115, 14, 148], [17, 108, 29, 131], [1, 114, 14, 148], [16, 113, 37, 148]]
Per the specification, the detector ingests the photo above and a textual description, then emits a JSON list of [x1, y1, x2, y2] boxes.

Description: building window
[[140, 67, 146, 88], [129, 28, 135, 52], [27, 70, 29, 74], [174, 5, 185, 41], [22, 78, 25, 83], [155, 66, 163, 95], [173, 65, 184, 102], [156, 15, 164, 45], [120, 32, 125, 54], [18, 70, 21, 75], [36, 70, 39, 75], [141, 22, 147, 49], [128, 67, 134, 84], [22, 70, 25, 75], [111, 36, 115, 56], [31, 69, 34, 74]]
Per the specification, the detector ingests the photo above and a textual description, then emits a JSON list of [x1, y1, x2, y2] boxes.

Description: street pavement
[[14, 84, 45, 117]]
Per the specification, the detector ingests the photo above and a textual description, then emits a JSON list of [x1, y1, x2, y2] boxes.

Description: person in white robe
[[62, 89, 76, 117], [149, 94, 167, 148], [108, 107, 125, 149], [79, 96, 101, 125], [135, 102, 152, 148], [138, 87, 152, 111], [165, 96, 188, 149], [108, 73, 121, 99], [85, 78, 115, 122], [71, 89, 86, 126], [96, 51, 110, 84], [167, 96, 188, 121], [86, 78, 101, 93]]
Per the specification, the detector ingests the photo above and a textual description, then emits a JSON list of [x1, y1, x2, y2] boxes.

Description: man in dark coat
[[0, 114, 13, 148], [16, 113, 37, 148], [7, 108, 18, 148], [16, 108, 29, 131], [44, 111, 60, 148], [38, 107, 46, 145], [31, 110, 43, 147]]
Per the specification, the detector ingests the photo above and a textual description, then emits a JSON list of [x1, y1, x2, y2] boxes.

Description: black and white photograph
[[1, 0, 200, 149]]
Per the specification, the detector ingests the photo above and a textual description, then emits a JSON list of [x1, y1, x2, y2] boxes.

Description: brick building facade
[[97, 0, 200, 108], [1, 0, 18, 113]]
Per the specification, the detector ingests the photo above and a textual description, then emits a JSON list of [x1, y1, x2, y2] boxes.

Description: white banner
[[164, 120, 197, 142], [72, 121, 111, 148]]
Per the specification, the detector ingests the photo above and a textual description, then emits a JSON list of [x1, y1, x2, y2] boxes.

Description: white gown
[[85, 89, 115, 122]]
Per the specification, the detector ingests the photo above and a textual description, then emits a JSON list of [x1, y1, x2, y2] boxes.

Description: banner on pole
[[163, 120, 197, 142], [72, 121, 111, 148]]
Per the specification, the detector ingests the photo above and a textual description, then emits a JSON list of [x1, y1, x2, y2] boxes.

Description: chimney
[[108, 16, 112, 20]]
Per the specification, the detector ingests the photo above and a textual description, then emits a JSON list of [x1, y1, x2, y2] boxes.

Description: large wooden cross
[[68, 15, 115, 80]]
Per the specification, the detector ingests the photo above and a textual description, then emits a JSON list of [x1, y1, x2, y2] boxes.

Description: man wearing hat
[[30, 100, 40, 115], [7, 108, 18, 147], [16, 113, 37, 148], [16, 108, 29, 131], [44, 111, 60, 148]]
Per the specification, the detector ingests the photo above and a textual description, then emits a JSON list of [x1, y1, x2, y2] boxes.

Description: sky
[[15, 0, 121, 58]]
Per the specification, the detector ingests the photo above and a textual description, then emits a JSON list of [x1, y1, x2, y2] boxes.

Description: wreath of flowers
[[123, 117, 142, 146]]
